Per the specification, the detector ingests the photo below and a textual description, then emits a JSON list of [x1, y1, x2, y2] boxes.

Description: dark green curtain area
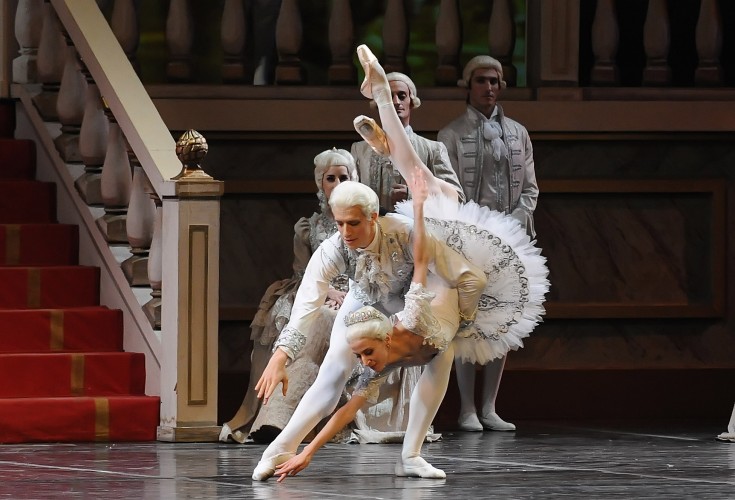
[[111, 0, 526, 86]]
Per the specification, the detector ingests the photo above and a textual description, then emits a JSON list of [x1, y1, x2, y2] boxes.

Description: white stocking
[[455, 360, 478, 415], [401, 344, 454, 460], [481, 356, 507, 416], [259, 292, 361, 459]]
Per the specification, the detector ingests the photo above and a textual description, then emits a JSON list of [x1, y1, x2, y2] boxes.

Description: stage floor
[[1, 420, 733, 499]]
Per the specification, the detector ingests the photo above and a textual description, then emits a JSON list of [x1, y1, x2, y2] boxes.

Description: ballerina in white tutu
[[272, 45, 549, 481]]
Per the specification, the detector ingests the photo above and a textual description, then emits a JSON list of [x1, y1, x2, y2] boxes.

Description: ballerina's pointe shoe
[[251, 452, 295, 481], [356, 44, 391, 106], [480, 411, 517, 432], [353, 115, 390, 157], [457, 412, 483, 432], [395, 456, 446, 479]]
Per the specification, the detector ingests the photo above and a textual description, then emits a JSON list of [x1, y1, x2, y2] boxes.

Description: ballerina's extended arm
[[409, 167, 430, 286], [356, 45, 458, 202], [274, 393, 367, 482]]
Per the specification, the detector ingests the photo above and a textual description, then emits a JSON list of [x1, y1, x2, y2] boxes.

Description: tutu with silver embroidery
[[396, 195, 550, 364]]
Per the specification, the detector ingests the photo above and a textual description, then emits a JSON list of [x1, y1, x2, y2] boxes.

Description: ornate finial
[[344, 307, 387, 327], [173, 129, 212, 180]]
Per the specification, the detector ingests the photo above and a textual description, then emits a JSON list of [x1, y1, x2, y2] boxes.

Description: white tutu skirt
[[396, 196, 550, 364]]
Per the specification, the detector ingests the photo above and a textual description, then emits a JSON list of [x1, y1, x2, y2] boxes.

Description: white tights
[[261, 291, 362, 458], [455, 356, 507, 417]]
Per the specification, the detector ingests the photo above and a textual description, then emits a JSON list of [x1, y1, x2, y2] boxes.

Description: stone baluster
[[488, 0, 516, 87], [144, 189, 162, 329], [75, 66, 108, 206], [111, 0, 140, 73], [590, 0, 619, 85], [33, 1, 65, 120], [642, 0, 670, 86], [166, 0, 193, 81], [695, 0, 722, 86], [13, 0, 43, 84], [221, 0, 246, 82], [122, 154, 155, 286], [327, 0, 355, 84], [383, 0, 408, 73], [274, 0, 304, 84], [96, 118, 131, 242], [435, 0, 462, 86], [54, 41, 86, 163]]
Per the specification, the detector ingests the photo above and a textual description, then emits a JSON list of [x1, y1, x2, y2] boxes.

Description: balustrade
[[12, 0, 43, 84]]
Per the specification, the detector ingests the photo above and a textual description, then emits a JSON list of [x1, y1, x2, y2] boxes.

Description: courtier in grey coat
[[438, 54, 541, 434]]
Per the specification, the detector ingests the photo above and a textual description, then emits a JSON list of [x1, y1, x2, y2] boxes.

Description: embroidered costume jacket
[[274, 214, 485, 360], [438, 104, 538, 237]]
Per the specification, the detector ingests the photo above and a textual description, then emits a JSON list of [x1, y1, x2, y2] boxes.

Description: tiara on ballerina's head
[[344, 307, 386, 327]]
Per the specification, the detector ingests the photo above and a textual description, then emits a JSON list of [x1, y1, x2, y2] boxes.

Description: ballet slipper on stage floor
[[251, 452, 295, 481], [480, 411, 516, 432], [395, 456, 446, 479]]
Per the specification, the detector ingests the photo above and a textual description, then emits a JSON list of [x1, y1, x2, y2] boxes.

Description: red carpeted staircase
[[0, 99, 160, 443]]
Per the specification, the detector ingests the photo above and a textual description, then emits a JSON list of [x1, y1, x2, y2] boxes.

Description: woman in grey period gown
[[219, 148, 357, 443]]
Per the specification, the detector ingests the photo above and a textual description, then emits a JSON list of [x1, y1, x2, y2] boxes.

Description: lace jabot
[[341, 220, 413, 305]]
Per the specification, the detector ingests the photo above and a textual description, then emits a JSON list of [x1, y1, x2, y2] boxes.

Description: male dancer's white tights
[[260, 291, 364, 460]]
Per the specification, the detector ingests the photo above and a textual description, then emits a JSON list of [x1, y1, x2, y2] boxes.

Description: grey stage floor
[[1, 420, 733, 499]]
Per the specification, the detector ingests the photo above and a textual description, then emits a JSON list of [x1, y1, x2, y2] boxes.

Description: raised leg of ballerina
[[355, 45, 458, 202]]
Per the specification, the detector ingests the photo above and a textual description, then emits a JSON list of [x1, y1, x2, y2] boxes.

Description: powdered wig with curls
[[328, 181, 380, 218], [313, 148, 359, 213], [369, 72, 421, 109], [458, 55, 507, 89], [344, 306, 392, 344]]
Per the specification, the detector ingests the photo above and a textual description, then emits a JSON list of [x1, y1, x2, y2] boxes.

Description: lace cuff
[[396, 282, 440, 341], [273, 326, 306, 360]]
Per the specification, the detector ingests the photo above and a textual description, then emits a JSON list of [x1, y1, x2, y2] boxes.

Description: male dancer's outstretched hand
[[255, 348, 289, 404]]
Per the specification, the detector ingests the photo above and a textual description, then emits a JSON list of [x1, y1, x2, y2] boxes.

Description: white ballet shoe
[[218, 423, 248, 444], [218, 423, 233, 443], [251, 452, 295, 481], [395, 456, 446, 479], [356, 44, 391, 106], [480, 412, 516, 431], [353, 115, 390, 156], [457, 412, 483, 432]]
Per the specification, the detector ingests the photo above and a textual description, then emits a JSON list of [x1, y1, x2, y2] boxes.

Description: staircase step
[[0, 180, 55, 223], [0, 307, 122, 353], [0, 395, 160, 443], [0, 138, 35, 179], [0, 224, 79, 266], [0, 266, 100, 309], [0, 352, 146, 397]]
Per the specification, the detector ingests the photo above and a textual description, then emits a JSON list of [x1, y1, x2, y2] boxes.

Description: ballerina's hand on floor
[[275, 452, 312, 482]]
